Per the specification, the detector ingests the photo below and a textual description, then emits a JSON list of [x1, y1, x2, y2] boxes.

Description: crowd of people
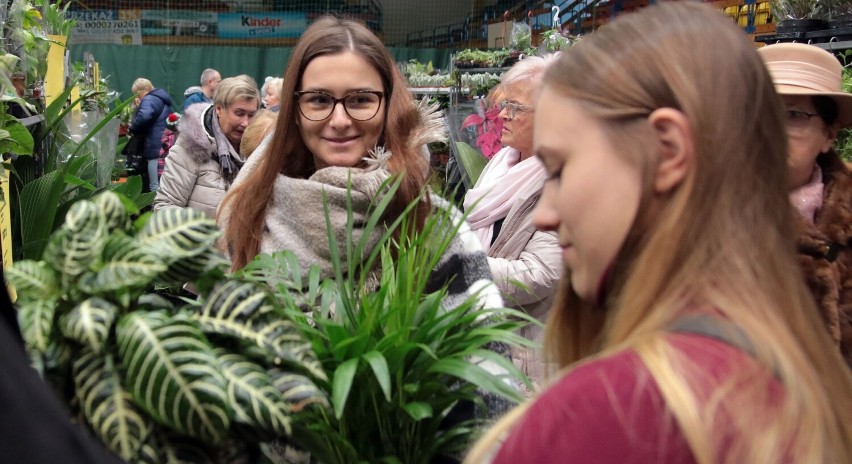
[[6, 2, 852, 462]]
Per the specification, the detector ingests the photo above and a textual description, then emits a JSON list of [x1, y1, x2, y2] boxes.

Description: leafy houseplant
[[9, 178, 531, 462], [7, 191, 329, 462], [233, 180, 530, 463]]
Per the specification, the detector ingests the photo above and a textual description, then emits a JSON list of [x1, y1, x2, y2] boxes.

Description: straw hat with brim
[[757, 43, 852, 128]]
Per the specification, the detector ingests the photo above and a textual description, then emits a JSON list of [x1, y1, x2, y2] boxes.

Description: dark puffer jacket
[[796, 150, 852, 369], [129, 88, 173, 160]]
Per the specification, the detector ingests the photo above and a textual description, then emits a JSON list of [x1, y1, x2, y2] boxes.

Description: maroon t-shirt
[[493, 334, 781, 463]]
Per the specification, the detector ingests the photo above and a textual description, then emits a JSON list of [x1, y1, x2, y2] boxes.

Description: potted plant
[[771, 0, 828, 35], [7, 183, 532, 462]]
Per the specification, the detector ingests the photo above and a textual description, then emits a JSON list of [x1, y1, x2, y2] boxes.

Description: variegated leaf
[[102, 232, 135, 261], [137, 207, 219, 261], [78, 244, 168, 294], [43, 202, 107, 285], [92, 191, 130, 232], [5, 260, 59, 302], [194, 281, 327, 381], [17, 297, 57, 352], [116, 311, 231, 443], [73, 348, 153, 460], [157, 247, 217, 286], [268, 368, 330, 413], [60, 297, 118, 353], [215, 349, 292, 437]]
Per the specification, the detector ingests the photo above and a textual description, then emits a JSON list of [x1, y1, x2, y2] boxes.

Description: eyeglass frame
[[294, 90, 384, 121], [784, 109, 824, 134], [499, 99, 533, 120]]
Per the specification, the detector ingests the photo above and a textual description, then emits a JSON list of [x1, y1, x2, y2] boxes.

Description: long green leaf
[[332, 357, 358, 419], [116, 311, 231, 443], [43, 200, 107, 287], [429, 357, 523, 403], [17, 170, 66, 260], [73, 348, 153, 460], [362, 350, 391, 402]]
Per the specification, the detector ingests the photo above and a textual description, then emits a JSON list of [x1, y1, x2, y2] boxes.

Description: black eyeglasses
[[294, 90, 384, 121]]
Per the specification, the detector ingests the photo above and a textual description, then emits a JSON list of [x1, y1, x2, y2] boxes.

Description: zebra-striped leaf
[[215, 349, 292, 438], [44, 201, 107, 286], [268, 368, 330, 413], [73, 348, 153, 460], [137, 208, 219, 261], [92, 191, 130, 233], [79, 244, 168, 294], [5, 260, 59, 302], [116, 311, 231, 443], [157, 247, 218, 286], [17, 297, 57, 352], [60, 298, 118, 353], [195, 281, 327, 381]]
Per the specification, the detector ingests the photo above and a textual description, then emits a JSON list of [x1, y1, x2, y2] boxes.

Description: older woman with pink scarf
[[758, 43, 852, 369], [463, 54, 562, 394]]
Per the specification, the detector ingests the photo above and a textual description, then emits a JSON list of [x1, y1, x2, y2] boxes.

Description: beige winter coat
[[487, 187, 562, 393], [153, 104, 242, 218]]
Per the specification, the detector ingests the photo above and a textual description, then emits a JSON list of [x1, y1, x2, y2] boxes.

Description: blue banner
[[218, 12, 306, 39]]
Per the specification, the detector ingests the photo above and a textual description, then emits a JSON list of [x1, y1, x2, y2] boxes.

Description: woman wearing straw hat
[[758, 43, 852, 369]]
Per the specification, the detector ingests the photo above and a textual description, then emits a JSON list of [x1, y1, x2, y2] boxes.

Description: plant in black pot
[[771, 0, 828, 35]]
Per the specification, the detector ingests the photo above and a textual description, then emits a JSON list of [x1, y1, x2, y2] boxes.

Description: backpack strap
[[668, 313, 757, 358]]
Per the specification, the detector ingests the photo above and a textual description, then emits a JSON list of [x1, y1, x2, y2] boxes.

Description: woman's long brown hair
[[219, 16, 430, 269]]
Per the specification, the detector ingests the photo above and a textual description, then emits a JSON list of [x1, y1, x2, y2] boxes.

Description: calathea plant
[[6, 190, 329, 463]]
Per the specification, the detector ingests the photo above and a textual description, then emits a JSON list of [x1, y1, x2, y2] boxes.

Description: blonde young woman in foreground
[[466, 2, 852, 463]]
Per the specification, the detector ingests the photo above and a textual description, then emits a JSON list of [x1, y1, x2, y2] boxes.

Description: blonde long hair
[[467, 2, 852, 463]]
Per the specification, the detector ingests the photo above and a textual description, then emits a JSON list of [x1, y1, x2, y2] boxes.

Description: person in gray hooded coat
[[154, 77, 260, 217]]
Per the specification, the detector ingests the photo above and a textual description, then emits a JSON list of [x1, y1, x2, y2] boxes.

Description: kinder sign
[[218, 12, 306, 39]]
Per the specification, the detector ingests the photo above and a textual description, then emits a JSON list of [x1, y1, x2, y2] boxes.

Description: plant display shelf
[[755, 26, 852, 49]]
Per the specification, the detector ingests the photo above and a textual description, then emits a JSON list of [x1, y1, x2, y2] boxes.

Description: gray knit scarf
[[260, 165, 391, 286], [209, 109, 244, 184]]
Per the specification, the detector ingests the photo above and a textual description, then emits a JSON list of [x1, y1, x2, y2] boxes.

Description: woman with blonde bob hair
[[466, 2, 852, 463]]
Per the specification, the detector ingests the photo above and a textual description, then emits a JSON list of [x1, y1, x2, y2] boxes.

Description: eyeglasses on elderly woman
[[499, 99, 533, 120]]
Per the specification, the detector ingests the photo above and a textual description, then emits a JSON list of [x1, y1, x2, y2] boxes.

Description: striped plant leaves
[[72, 348, 153, 460], [137, 207, 219, 260], [268, 368, 330, 413], [78, 244, 168, 294], [91, 190, 129, 232], [17, 297, 57, 352], [116, 311, 231, 443], [215, 349, 293, 437], [5, 260, 59, 302], [60, 297, 118, 354], [43, 200, 107, 286], [157, 247, 219, 286], [195, 280, 327, 381]]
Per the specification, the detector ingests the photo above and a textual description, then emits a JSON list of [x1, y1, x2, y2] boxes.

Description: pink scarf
[[463, 146, 547, 252], [789, 164, 824, 224]]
